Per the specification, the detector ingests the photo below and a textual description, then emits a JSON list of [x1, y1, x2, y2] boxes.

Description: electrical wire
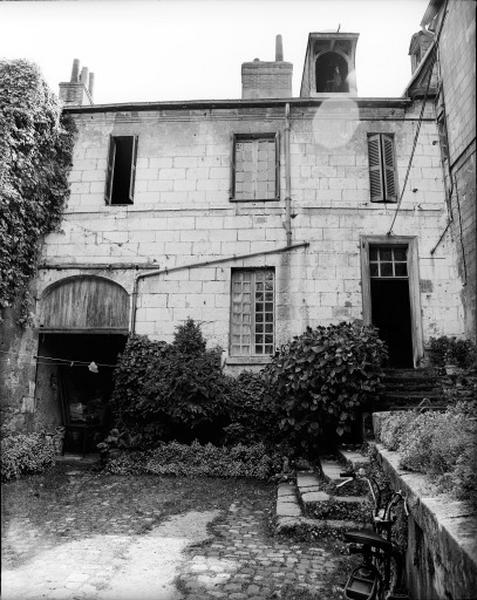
[[387, 0, 449, 236], [0, 349, 118, 368]]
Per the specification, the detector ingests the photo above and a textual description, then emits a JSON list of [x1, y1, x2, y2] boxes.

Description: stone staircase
[[275, 448, 372, 538], [374, 368, 447, 411]]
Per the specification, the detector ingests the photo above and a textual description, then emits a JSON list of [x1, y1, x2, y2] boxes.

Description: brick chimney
[[59, 59, 94, 105], [241, 35, 293, 99]]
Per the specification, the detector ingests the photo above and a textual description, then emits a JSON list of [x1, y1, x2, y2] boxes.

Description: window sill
[[229, 198, 280, 203], [226, 355, 272, 366]]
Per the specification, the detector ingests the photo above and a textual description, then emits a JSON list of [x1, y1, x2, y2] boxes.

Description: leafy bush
[[223, 370, 280, 445], [428, 336, 476, 368], [105, 441, 282, 480], [379, 411, 416, 451], [1, 432, 56, 482], [110, 320, 231, 445], [377, 403, 477, 503], [264, 321, 387, 455]]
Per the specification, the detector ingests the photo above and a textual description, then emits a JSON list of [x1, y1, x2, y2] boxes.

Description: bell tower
[[300, 32, 359, 97]]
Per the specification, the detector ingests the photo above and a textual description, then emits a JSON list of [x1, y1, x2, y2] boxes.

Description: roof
[[63, 96, 412, 114]]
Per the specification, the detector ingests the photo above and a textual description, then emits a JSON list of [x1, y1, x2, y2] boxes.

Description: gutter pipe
[[130, 241, 309, 332], [284, 102, 292, 246]]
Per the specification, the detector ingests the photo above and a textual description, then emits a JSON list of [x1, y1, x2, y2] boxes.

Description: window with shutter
[[105, 136, 138, 205], [367, 133, 398, 203], [230, 269, 275, 356], [231, 133, 279, 201]]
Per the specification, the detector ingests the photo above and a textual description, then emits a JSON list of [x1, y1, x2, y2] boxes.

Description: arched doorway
[[36, 276, 129, 453]]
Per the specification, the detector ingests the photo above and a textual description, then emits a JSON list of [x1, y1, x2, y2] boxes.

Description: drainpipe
[[130, 242, 309, 332], [284, 102, 292, 246]]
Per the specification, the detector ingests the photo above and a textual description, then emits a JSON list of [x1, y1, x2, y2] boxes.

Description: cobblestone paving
[[1, 463, 348, 599]]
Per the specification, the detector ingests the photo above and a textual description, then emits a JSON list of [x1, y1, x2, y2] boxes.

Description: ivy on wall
[[0, 59, 76, 323]]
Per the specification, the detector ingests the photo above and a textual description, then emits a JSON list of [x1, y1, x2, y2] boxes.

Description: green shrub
[[1, 432, 56, 482], [264, 321, 387, 455], [110, 320, 231, 445], [223, 370, 280, 445], [105, 441, 282, 480], [379, 403, 477, 503], [379, 411, 416, 451], [428, 336, 476, 368]]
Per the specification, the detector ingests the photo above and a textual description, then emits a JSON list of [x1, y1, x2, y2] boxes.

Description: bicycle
[[337, 467, 410, 600]]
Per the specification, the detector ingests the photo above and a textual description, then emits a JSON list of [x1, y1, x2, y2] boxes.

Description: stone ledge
[[374, 441, 477, 599]]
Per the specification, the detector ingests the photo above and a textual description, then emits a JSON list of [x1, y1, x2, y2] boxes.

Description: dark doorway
[[36, 333, 126, 453], [369, 245, 413, 368]]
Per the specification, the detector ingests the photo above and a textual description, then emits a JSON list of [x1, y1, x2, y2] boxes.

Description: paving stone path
[[1, 463, 349, 600]]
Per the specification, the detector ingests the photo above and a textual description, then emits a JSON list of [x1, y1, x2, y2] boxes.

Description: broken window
[[367, 133, 398, 203], [105, 136, 138, 205], [315, 52, 349, 93], [230, 269, 275, 356], [231, 133, 279, 201]]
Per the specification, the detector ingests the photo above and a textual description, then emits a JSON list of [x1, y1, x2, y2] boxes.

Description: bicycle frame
[[338, 469, 409, 600]]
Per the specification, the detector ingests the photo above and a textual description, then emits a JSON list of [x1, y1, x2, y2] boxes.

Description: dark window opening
[[367, 133, 398, 203], [316, 52, 349, 93], [370, 245, 413, 368], [105, 136, 138, 205], [231, 133, 279, 202]]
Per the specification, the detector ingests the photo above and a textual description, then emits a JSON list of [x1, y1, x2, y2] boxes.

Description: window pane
[[369, 247, 378, 261], [380, 262, 393, 277], [380, 248, 392, 261], [395, 263, 408, 277], [393, 248, 407, 261], [370, 263, 379, 277]]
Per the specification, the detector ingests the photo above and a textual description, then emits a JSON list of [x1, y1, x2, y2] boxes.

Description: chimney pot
[[71, 59, 80, 82], [88, 72, 95, 97], [275, 34, 284, 61], [80, 66, 89, 85]]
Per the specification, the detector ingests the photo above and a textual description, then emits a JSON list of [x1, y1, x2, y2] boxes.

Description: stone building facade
[[1, 6, 473, 435]]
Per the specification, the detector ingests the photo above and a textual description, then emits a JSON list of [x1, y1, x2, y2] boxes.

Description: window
[[369, 245, 408, 278], [230, 269, 275, 356], [231, 133, 279, 201], [105, 136, 138, 205], [367, 133, 398, 203], [315, 52, 349, 93]]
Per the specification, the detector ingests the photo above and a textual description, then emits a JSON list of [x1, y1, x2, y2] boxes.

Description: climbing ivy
[[0, 59, 76, 323]]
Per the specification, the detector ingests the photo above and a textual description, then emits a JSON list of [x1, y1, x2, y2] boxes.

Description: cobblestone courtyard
[[1, 463, 350, 599]]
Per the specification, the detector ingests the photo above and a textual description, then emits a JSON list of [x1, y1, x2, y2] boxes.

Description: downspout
[[284, 102, 292, 246], [130, 241, 309, 333]]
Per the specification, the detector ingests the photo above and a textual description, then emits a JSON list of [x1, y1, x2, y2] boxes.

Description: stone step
[[303, 493, 370, 522], [383, 368, 438, 378], [275, 514, 363, 539], [276, 482, 302, 519], [337, 448, 370, 471], [383, 381, 441, 391], [319, 457, 369, 497], [319, 459, 345, 483]]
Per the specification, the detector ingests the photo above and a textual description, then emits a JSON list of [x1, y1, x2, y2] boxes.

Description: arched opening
[[36, 276, 129, 454], [315, 52, 349, 93]]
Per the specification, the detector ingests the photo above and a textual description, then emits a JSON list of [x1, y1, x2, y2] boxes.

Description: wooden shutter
[[104, 136, 116, 204], [128, 136, 138, 202], [382, 134, 397, 201], [367, 134, 384, 202]]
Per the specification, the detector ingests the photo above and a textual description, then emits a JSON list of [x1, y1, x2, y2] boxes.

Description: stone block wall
[[31, 100, 466, 372]]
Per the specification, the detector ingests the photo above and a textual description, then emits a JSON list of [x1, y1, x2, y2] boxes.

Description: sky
[[0, 0, 430, 104]]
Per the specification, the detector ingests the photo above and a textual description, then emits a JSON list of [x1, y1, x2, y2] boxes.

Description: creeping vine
[[0, 59, 76, 324]]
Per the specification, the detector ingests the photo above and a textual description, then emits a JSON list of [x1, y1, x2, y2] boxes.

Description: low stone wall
[[372, 412, 477, 600]]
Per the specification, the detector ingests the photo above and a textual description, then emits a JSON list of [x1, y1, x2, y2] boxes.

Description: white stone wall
[[36, 101, 465, 368]]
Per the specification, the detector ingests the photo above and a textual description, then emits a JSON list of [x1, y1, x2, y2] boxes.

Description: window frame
[[367, 133, 398, 203], [105, 135, 138, 206], [229, 267, 276, 358], [230, 132, 280, 202]]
